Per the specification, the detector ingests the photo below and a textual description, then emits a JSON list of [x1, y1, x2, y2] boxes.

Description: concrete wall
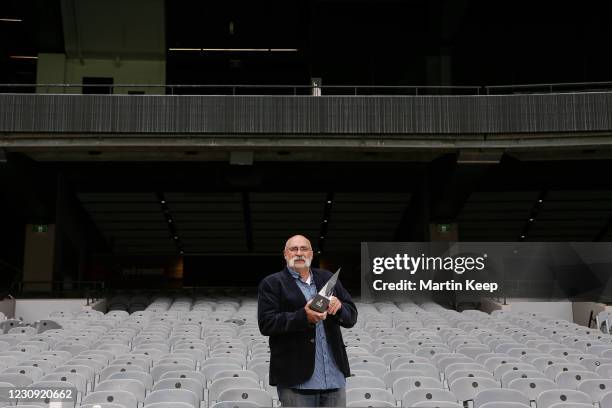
[[506, 301, 574, 322], [0, 299, 15, 319], [480, 298, 509, 314], [480, 299, 574, 323], [36, 53, 165, 94], [90, 298, 107, 313], [14, 299, 96, 322], [573, 302, 606, 328]]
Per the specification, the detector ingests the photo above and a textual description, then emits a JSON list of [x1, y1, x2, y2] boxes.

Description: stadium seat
[[473, 388, 530, 408], [392, 376, 444, 400], [411, 402, 462, 408], [209, 376, 261, 403], [95, 378, 146, 403], [555, 370, 600, 388], [153, 377, 204, 402], [346, 388, 395, 405], [402, 388, 458, 407], [449, 377, 499, 403], [576, 378, 612, 403], [209, 402, 261, 408], [478, 403, 530, 408], [346, 400, 395, 407], [143, 389, 199, 408], [82, 390, 139, 408], [347, 375, 386, 390], [535, 389, 592, 408], [217, 388, 273, 406]]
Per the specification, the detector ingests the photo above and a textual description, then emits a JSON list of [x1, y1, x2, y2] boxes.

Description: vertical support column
[[426, 52, 452, 86], [23, 224, 56, 292], [395, 164, 431, 241], [36, 53, 67, 94]]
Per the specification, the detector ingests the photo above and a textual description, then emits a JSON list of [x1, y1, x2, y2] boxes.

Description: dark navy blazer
[[257, 267, 358, 387]]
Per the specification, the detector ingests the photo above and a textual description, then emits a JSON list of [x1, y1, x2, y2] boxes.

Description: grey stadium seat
[[143, 389, 199, 408], [535, 389, 592, 408], [142, 403, 196, 408], [555, 370, 600, 388], [577, 379, 612, 403], [95, 378, 146, 403], [449, 377, 499, 403], [473, 388, 530, 408], [601, 391, 612, 408], [346, 375, 386, 390], [0, 373, 34, 387], [209, 376, 261, 402], [402, 388, 458, 407], [500, 369, 547, 387], [507, 377, 558, 402], [107, 370, 154, 390], [347, 400, 395, 407], [82, 390, 138, 408], [411, 403, 463, 408], [346, 388, 395, 405], [152, 377, 204, 402], [212, 369, 259, 383], [392, 376, 444, 400], [208, 402, 261, 408], [217, 388, 273, 406]]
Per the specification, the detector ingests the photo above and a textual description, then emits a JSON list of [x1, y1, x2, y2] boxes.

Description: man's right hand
[[305, 299, 327, 324]]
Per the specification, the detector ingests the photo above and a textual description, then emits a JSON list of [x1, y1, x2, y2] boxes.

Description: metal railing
[[0, 83, 482, 95], [2, 81, 612, 96], [484, 81, 612, 95]]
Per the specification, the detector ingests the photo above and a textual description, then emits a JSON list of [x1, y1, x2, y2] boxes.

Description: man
[[257, 234, 358, 407]]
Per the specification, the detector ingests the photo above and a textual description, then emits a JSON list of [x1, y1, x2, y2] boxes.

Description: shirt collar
[[287, 266, 312, 284]]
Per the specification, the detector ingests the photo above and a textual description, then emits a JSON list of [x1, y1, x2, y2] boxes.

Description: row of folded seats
[[341, 302, 612, 408], [0, 297, 611, 407], [0, 298, 275, 408]]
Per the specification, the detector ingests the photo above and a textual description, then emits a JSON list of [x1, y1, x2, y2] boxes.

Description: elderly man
[[257, 234, 358, 407]]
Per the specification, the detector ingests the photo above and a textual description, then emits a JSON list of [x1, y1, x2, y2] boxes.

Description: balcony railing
[[2, 81, 612, 96]]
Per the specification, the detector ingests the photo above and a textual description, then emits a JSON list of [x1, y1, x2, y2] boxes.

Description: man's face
[[284, 236, 313, 269]]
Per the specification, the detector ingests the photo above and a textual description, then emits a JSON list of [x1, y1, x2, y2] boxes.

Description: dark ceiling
[[3, 157, 612, 262], [2, 0, 612, 85]]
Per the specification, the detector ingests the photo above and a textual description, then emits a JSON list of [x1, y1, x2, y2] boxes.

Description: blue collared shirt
[[287, 267, 346, 390]]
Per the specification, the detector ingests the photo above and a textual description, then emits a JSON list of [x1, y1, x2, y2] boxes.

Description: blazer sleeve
[[332, 279, 358, 328], [257, 276, 311, 336]]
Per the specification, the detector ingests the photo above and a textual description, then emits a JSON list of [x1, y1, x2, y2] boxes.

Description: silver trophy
[[309, 268, 341, 313]]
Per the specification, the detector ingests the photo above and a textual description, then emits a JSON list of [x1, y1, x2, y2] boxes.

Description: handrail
[[2, 81, 612, 95], [485, 81, 612, 94], [0, 83, 482, 96]]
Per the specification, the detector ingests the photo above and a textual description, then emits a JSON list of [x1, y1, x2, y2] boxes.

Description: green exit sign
[[437, 223, 452, 233], [32, 224, 48, 233]]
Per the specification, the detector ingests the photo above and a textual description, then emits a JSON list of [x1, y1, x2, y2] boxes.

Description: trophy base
[[309, 294, 330, 313]]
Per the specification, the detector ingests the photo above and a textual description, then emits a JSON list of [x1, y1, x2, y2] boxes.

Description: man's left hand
[[327, 295, 342, 315]]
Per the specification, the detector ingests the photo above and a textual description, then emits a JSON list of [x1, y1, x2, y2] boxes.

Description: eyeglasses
[[286, 246, 312, 253]]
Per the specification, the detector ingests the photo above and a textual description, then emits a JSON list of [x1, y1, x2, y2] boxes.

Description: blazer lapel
[[282, 267, 309, 304]]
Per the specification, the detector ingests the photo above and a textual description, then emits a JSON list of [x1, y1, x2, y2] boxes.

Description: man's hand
[[327, 295, 342, 315], [305, 299, 327, 323]]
